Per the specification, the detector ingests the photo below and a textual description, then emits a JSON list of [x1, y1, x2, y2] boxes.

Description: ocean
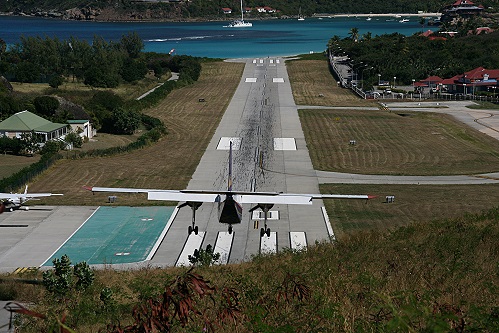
[[0, 15, 433, 58]]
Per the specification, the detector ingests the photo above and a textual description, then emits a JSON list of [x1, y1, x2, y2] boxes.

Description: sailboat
[[225, 0, 252, 27], [297, 7, 305, 21]]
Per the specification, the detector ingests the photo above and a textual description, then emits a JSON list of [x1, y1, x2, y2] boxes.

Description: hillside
[[1, 0, 496, 22], [3, 207, 498, 332]]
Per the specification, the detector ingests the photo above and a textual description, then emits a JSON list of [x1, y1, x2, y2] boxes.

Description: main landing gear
[[250, 203, 273, 238], [179, 201, 202, 235]]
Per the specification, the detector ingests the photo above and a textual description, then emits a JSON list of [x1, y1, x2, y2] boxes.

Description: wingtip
[[82, 186, 93, 192], [367, 195, 377, 199]]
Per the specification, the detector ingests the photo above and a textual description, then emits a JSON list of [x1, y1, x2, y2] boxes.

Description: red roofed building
[[440, 67, 499, 94], [441, 0, 484, 22], [221, 7, 232, 14]]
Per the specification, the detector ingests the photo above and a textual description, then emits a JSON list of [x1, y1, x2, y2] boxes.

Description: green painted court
[[43, 206, 175, 266]]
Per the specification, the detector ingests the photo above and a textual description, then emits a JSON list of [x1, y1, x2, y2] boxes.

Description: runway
[[0, 57, 330, 273], [150, 57, 329, 265]]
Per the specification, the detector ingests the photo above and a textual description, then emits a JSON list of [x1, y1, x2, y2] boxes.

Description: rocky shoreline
[[0, 7, 217, 22]]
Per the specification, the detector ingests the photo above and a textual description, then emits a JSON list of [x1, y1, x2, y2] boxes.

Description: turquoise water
[[0, 15, 433, 58]]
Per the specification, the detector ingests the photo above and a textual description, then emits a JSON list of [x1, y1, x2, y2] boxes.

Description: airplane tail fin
[[228, 141, 233, 191]]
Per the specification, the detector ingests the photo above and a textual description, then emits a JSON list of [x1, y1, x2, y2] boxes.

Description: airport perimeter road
[[151, 57, 329, 265], [385, 101, 499, 140]]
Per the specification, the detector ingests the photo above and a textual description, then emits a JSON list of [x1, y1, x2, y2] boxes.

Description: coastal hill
[[0, 0, 489, 21]]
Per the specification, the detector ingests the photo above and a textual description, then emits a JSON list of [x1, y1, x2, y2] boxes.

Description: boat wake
[[147, 34, 235, 42]]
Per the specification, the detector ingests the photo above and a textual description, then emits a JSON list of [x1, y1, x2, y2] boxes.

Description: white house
[[67, 119, 95, 139]]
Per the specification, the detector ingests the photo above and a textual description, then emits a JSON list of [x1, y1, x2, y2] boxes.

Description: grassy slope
[[7, 209, 499, 332]]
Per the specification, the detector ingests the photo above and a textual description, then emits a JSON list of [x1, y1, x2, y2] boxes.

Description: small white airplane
[[0, 185, 63, 213], [84, 142, 375, 237]]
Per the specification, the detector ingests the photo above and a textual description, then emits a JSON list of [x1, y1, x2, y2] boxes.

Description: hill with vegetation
[[1, 0, 498, 21], [1, 207, 498, 332]]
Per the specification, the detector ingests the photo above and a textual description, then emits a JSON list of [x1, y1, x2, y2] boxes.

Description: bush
[[106, 108, 141, 135], [65, 131, 83, 148], [33, 96, 60, 118], [42, 255, 94, 298], [40, 140, 65, 155], [48, 75, 64, 89], [0, 136, 22, 154]]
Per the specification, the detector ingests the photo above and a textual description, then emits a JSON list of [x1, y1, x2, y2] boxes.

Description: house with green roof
[[0, 110, 68, 142]]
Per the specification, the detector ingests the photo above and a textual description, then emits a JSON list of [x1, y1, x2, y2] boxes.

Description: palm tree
[[419, 17, 426, 32], [349, 27, 359, 42]]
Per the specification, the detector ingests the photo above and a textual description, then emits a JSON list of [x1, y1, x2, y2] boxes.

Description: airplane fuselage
[[218, 195, 243, 225]]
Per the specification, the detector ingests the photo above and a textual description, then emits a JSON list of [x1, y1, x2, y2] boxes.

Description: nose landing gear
[[250, 203, 273, 238]]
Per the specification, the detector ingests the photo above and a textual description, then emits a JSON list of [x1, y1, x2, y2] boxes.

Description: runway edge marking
[[146, 206, 179, 261], [40, 206, 101, 267], [321, 207, 336, 241]]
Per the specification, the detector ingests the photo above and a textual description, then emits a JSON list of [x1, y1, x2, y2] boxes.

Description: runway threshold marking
[[273, 78, 284, 83], [217, 137, 242, 150], [214, 231, 234, 265], [260, 232, 277, 254], [290, 232, 307, 251], [252, 210, 279, 220], [176, 232, 206, 266], [274, 138, 297, 150]]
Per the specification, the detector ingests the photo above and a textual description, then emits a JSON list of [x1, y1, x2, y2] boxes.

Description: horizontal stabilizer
[[239, 194, 313, 205]]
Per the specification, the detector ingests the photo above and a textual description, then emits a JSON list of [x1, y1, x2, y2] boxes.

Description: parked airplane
[[0, 185, 63, 213], [84, 142, 375, 237]]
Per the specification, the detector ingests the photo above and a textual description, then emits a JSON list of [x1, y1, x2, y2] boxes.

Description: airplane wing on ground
[[84, 186, 373, 205], [0, 193, 63, 200]]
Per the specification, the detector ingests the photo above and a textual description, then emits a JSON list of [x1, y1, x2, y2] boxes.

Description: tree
[[349, 27, 359, 42], [34, 96, 60, 117], [19, 130, 42, 155], [108, 108, 141, 135], [65, 131, 83, 148], [49, 75, 64, 88], [120, 32, 144, 59], [120, 58, 148, 82], [0, 136, 21, 155], [15, 61, 40, 83]]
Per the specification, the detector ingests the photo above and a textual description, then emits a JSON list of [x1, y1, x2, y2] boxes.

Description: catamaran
[[225, 0, 252, 27]]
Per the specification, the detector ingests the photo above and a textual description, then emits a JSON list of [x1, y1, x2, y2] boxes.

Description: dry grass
[[286, 59, 375, 106], [28, 61, 244, 205], [300, 108, 499, 175], [321, 183, 499, 239], [0, 154, 41, 179], [11, 75, 163, 103]]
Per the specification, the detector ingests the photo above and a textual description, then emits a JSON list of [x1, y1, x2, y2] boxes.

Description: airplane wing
[[84, 186, 373, 205], [0, 193, 63, 200]]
